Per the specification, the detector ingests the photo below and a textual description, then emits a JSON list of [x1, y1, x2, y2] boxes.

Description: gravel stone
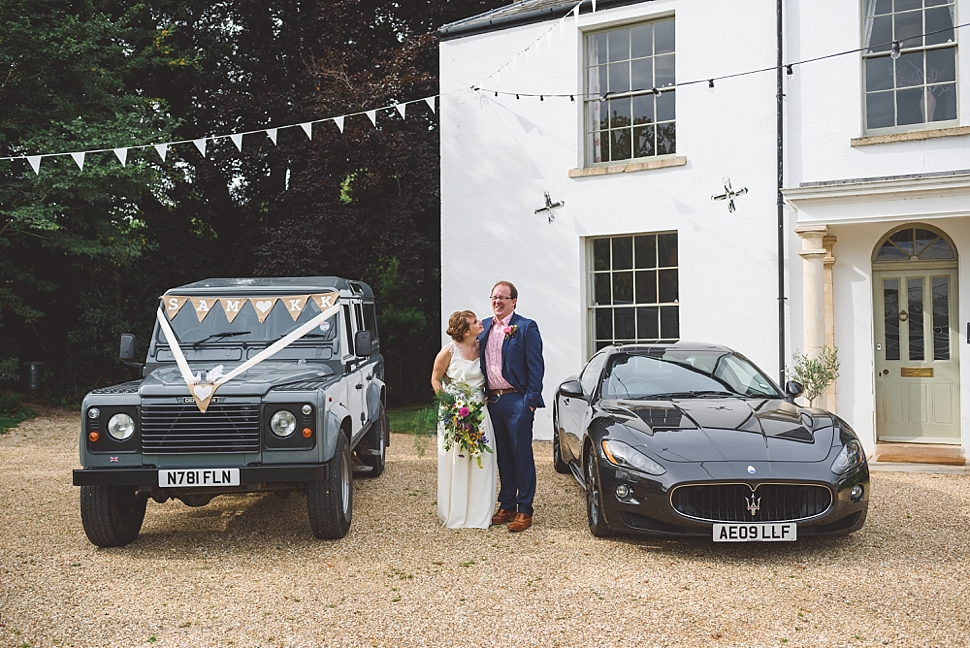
[[1, 408, 968, 647]]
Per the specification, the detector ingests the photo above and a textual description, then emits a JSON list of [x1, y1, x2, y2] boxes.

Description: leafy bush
[[0, 392, 37, 434], [787, 346, 840, 407]]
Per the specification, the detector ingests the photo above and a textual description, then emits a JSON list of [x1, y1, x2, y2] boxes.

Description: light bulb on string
[[786, 64, 793, 77], [708, 79, 715, 92], [890, 41, 901, 59], [652, 87, 661, 96]]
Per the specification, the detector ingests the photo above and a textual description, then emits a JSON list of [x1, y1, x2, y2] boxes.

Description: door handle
[[881, 369, 889, 376], [899, 309, 909, 322], [366, 374, 373, 380], [355, 384, 363, 390]]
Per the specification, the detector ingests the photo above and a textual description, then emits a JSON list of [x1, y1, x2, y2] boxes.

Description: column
[[822, 235, 837, 411], [795, 225, 828, 359]]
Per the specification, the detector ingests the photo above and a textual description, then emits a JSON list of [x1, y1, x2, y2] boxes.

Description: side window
[[363, 303, 379, 339], [580, 351, 610, 396], [342, 305, 355, 357]]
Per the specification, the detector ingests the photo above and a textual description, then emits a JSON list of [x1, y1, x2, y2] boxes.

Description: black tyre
[[307, 432, 353, 539], [79, 484, 147, 547], [552, 407, 569, 474], [585, 448, 612, 538], [359, 404, 388, 478]]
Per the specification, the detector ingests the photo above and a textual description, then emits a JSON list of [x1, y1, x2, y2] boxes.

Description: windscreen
[[603, 350, 783, 399]]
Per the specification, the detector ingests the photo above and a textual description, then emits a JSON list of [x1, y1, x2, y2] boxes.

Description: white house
[[438, 0, 970, 464]]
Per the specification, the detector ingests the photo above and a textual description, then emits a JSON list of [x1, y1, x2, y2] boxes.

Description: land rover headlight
[[601, 439, 666, 476], [270, 410, 297, 438], [107, 413, 135, 441]]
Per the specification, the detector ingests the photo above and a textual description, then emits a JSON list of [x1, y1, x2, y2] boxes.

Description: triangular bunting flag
[[424, 97, 436, 114], [71, 152, 85, 171], [333, 116, 344, 133], [266, 128, 278, 145], [219, 298, 246, 324], [300, 122, 313, 139], [252, 297, 279, 323], [188, 381, 216, 413], [559, 17, 565, 38], [27, 156, 41, 175], [230, 133, 243, 152], [310, 292, 339, 311], [193, 138, 207, 157], [571, 3, 580, 18], [592, 0, 597, 11], [189, 298, 217, 322], [154, 144, 168, 162], [161, 295, 189, 319], [282, 295, 310, 321], [113, 148, 128, 167], [365, 110, 377, 127], [396, 103, 407, 119]]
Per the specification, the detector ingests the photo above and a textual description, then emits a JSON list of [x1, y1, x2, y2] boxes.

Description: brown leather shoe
[[508, 512, 533, 532], [491, 508, 516, 525]]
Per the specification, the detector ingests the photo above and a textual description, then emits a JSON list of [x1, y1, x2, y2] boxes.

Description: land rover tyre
[[552, 407, 569, 474], [307, 431, 353, 539], [79, 484, 147, 547], [359, 403, 388, 478], [585, 447, 612, 538]]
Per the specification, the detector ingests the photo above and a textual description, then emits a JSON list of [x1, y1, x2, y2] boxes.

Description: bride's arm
[[430, 345, 452, 393]]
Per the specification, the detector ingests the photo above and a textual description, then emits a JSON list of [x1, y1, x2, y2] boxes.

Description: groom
[[479, 280, 544, 532]]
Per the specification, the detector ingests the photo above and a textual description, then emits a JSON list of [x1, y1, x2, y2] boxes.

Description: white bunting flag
[[571, 3, 580, 18], [424, 97, 436, 113], [333, 116, 344, 133], [283, 295, 310, 321], [114, 148, 128, 167], [252, 297, 279, 323], [365, 110, 377, 127], [396, 103, 406, 119], [193, 138, 207, 157], [219, 298, 245, 323], [189, 298, 216, 322], [162, 295, 189, 319], [71, 152, 85, 171], [559, 17, 565, 38], [311, 292, 339, 311], [154, 144, 168, 162], [27, 156, 41, 175], [266, 128, 278, 145], [299, 122, 313, 139], [592, 0, 597, 12], [230, 133, 243, 151]]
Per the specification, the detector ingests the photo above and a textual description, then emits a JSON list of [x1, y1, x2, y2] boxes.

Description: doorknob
[[899, 309, 909, 322], [881, 369, 889, 376]]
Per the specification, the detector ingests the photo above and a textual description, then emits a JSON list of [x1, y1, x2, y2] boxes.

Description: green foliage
[[0, 392, 37, 433], [787, 346, 840, 407]]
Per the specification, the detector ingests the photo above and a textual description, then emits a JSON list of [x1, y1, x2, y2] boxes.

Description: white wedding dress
[[437, 342, 497, 529]]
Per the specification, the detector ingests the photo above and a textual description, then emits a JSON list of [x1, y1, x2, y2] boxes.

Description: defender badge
[[746, 493, 761, 516]]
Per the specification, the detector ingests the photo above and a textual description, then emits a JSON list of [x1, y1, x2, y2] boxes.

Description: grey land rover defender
[[73, 277, 388, 547]]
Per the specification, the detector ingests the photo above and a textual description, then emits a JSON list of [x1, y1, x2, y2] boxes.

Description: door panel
[[874, 267, 960, 443]]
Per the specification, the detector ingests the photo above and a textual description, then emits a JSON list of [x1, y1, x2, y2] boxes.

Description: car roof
[[163, 276, 374, 299], [609, 341, 734, 354]]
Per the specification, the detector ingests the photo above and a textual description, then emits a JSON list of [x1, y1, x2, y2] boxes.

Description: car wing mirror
[[559, 379, 584, 399], [119, 334, 137, 361], [785, 380, 804, 399], [354, 330, 372, 357]]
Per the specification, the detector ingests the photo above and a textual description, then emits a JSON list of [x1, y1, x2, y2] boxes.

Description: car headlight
[[107, 413, 135, 441], [601, 439, 665, 475], [830, 439, 864, 474], [270, 410, 297, 437]]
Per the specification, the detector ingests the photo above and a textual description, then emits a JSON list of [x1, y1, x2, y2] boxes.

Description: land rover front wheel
[[307, 432, 353, 539], [80, 484, 147, 547]]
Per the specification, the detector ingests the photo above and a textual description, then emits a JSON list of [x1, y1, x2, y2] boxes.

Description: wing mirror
[[354, 330, 372, 357], [559, 379, 584, 399], [785, 380, 804, 398], [119, 334, 137, 361]]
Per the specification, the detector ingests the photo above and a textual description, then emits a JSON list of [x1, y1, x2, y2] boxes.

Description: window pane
[[655, 54, 675, 87], [609, 97, 631, 128], [908, 278, 924, 361], [633, 94, 654, 124], [634, 125, 655, 158], [596, 308, 613, 340], [656, 90, 675, 121], [884, 279, 900, 361], [588, 131, 605, 165], [610, 129, 631, 161], [608, 62, 630, 93], [925, 6, 955, 45], [658, 233, 678, 266], [659, 269, 678, 303], [614, 272, 634, 304], [612, 237, 633, 269], [634, 235, 657, 268], [637, 307, 659, 339], [921, 236, 955, 260], [594, 273, 612, 305], [866, 56, 894, 91], [895, 0, 921, 11], [657, 122, 676, 155], [895, 51, 924, 88], [877, 237, 909, 260], [589, 32, 608, 65], [926, 47, 955, 83], [655, 19, 674, 54], [890, 229, 914, 256], [895, 9, 923, 48], [593, 238, 611, 271], [914, 229, 940, 257], [631, 23, 653, 58], [615, 307, 636, 339], [865, 15, 892, 53], [866, 91, 895, 129], [896, 87, 924, 125], [660, 306, 679, 339], [635, 270, 657, 303], [631, 58, 653, 92], [932, 276, 949, 361], [928, 84, 956, 121], [588, 65, 608, 97], [608, 28, 629, 62], [869, 0, 892, 15]]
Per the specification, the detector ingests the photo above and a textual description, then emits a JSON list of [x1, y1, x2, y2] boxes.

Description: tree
[[787, 346, 840, 408]]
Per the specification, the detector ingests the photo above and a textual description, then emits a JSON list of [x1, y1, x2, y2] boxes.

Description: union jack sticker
[[109, 456, 119, 463]]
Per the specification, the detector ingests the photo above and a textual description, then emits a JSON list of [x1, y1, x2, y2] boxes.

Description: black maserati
[[553, 343, 869, 541]]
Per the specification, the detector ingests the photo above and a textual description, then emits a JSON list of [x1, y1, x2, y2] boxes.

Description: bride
[[430, 310, 497, 528]]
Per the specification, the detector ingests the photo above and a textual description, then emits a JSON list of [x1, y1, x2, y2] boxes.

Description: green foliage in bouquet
[[435, 383, 492, 469]]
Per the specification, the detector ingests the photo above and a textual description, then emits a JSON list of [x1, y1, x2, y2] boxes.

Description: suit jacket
[[479, 311, 545, 409]]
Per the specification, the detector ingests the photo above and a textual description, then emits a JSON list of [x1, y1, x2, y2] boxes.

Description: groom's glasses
[[490, 296, 514, 301]]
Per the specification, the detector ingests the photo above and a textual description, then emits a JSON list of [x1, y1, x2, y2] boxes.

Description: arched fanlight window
[[875, 226, 955, 262]]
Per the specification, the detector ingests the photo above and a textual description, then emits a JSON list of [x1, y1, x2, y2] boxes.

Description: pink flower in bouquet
[[458, 406, 470, 418]]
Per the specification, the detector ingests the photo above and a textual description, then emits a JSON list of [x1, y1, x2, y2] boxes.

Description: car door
[[341, 300, 366, 439], [559, 351, 609, 461]]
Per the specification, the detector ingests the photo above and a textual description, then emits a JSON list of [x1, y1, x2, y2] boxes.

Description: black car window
[[580, 351, 610, 396]]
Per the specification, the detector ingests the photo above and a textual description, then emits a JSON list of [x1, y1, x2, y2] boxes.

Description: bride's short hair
[[446, 310, 477, 341]]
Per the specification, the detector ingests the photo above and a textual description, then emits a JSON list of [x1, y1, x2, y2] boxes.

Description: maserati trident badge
[[746, 493, 761, 516]]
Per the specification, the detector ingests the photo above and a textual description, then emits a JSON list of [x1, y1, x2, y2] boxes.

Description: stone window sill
[[851, 126, 970, 147], [568, 156, 687, 178]]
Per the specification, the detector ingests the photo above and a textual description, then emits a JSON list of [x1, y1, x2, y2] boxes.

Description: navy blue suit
[[479, 312, 544, 516]]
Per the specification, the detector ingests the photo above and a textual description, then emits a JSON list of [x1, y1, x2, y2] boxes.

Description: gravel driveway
[[1, 409, 968, 648]]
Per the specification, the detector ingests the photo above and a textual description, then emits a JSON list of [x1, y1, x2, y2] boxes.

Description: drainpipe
[[776, 0, 786, 386]]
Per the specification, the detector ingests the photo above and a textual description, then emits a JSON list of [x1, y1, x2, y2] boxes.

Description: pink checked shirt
[[485, 313, 514, 390]]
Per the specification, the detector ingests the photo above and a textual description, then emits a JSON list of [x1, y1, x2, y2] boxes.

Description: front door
[[873, 266, 960, 443]]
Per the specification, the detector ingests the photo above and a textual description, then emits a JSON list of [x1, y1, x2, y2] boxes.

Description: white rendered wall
[[441, 0, 784, 439]]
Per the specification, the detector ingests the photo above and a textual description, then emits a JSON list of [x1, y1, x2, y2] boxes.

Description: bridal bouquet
[[436, 383, 492, 469]]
